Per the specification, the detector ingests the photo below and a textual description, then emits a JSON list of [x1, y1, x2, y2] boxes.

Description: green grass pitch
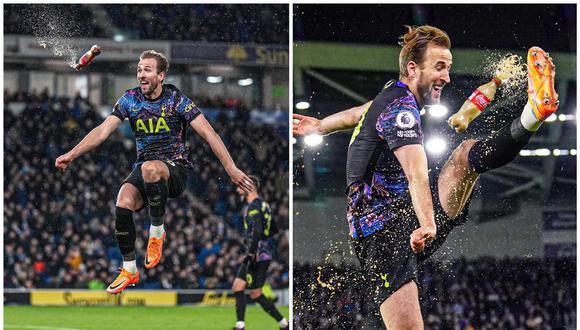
[[5, 306, 290, 330]]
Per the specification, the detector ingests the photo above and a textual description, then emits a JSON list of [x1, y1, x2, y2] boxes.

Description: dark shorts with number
[[122, 160, 188, 211], [236, 260, 270, 289], [352, 190, 472, 306]]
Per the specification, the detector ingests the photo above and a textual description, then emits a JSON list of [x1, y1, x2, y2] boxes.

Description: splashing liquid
[[483, 53, 527, 103], [21, 5, 83, 67]]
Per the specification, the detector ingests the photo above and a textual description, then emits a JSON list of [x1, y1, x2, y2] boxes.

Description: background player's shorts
[[418, 187, 472, 262], [236, 260, 270, 289], [351, 205, 419, 306], [122, 160, 188, 210]]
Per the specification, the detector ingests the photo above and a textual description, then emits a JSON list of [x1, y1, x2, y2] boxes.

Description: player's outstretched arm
[[292, 101, 371, 137], [190, 114, 253, 192], [55, 115, 122, 172], [393, 144, 436, 253]]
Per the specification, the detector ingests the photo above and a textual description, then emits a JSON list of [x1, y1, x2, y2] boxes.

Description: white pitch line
[[4, 325, 88, 330]]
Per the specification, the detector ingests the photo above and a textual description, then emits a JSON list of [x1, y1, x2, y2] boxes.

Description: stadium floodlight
[[238, 78, 253, 86], [553, 149, 570, 156], [304, 134, 323, 147], [535, 148, 551, 156], [113, 34, 124, 42], [427, 104, 448, 118], [571, 149, 577, 156], [425, 137, 447, 155], [545, 114, 557, 122], [558, 114, 575, 122], [519, 150, 532, 156], [207, 76, 223, 84], [296, 101, 310, 110]]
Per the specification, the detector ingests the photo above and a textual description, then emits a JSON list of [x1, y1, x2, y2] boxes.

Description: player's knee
[[249, 289, 262, 299], [116, 196, 138, 211], [232, 279, 246, 292], [141, 161, 165, 181], [453, 139, 477, 165]]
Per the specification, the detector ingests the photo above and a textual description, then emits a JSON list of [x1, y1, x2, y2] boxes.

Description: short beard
[[143, 81, 158, 96]]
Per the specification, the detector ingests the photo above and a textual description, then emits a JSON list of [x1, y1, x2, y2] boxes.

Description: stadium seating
[[4, 89, 289, 291], [294, 257, 576, 329]]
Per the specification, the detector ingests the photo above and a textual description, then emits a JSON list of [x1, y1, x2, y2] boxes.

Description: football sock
[[115, 207, 136, 261], [123, 260, 137, 274], [145, 179, 168, 229], [520, 102, 544, 131], [234, 291, 246, 322], [254, 294, 284, 322], [149, 224, 165, 239], [468, 117, 533, 174]]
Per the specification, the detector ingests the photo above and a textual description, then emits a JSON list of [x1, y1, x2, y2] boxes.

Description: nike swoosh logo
[[109, 278, 126, 290]]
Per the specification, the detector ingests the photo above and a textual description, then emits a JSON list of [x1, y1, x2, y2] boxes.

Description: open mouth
[[432, 85, 444, 97]]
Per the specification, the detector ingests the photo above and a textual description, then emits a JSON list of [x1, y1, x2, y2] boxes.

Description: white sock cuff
[[149, 224, 165, 238], [123, 260, 137, 274], [520, 103, 543, 132]]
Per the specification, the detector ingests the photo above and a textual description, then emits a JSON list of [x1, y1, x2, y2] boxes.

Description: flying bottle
[[74, 45, 101, 70], [448, 77, 502, 133]]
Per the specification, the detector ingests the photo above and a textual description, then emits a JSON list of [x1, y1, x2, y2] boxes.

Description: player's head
[[237, 175, 260, 198], [398, 25, 452, 106], [137, 50, 169, 98]]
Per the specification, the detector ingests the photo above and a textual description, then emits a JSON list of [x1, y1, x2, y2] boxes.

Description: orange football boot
[[527, 46, 559, 120], [145, 232, 166, 269], [106, 268, 139, 294]]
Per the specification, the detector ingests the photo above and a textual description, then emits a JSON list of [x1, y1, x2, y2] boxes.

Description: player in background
[[55, 50, 253, 294], [293, 25, 558, 329], [231, 175, 289, 330]]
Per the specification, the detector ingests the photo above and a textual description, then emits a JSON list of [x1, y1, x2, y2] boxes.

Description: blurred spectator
[[4, 90, 289, 292], [4, 4, 288, 44], [294, 257, 576, 329]]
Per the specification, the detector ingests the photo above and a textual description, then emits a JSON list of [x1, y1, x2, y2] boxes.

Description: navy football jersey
[[111, 84, 201, 168], [346, 80, 424, 239], [243, 197, 277, 262]]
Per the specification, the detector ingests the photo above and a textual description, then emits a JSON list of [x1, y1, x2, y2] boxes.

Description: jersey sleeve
[[376, 96, 423, 150], [110, 93, 131, 121], [175, 93, 201, 124]]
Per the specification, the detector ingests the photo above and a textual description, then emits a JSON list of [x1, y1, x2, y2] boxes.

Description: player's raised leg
[[379, 281, 423, 330], [106, 183, 144, 294], [421, 47, 559, 257], [142, 160, 170, 269]]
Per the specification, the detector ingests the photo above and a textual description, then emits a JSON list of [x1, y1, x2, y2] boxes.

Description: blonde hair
[[398, 25, 451, 78]]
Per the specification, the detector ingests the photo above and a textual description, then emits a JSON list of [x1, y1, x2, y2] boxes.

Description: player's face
[[237, 186, 247, 199], [416, 45, 452, 105], [137, 58, 164, 97]]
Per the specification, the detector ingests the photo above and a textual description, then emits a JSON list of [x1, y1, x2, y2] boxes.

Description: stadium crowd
[[294, 257, 576, 330], [4, 89, 289, 292], [4, 4, 288, 44]]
